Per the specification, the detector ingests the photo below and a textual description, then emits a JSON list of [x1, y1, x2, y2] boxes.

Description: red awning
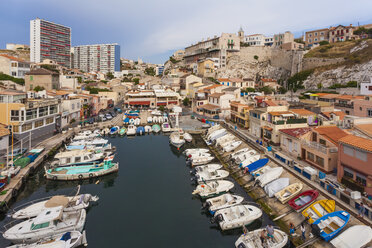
[[129, 101, 150, 105], [157, 102, 167, 106], [168, 101, 178, 104]]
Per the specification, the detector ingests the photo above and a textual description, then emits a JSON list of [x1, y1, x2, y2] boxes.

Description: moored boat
[[51, 150, 106, 167], [119, 127, 126, 136], [312, 211, 350, 242], [126, 125, 136, 136], [109, 126, 119, 135], [190, 156, 214, 166], [161, 122, 171, 132], [195, 169, 229, 183], [169, 131, 185, 148], [136, 126, 145, 135], [191, 163, 222, 174], [152, 124, 161, 133], [255, 167, 283, 187], [144, 125, 152, 133], [330, 225, 372, 248], [230, 148, 250, 159], [205, 193, 244, 215], [184, 148, 209, 156], [243, 158, 268, 173], [301, 199, 336, 224], [183, 132, 193, 142], [192, 180, 234, 198], [235, 228, 288, 248], [288, 190, 319, 211], [264, 178, 290, 198], [223, 140, 242, 153], [275, 183, 303, 204], [239, 155, 260, 168]]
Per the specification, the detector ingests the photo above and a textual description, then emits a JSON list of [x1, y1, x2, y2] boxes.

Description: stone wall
[[302, 57, 345, 71]]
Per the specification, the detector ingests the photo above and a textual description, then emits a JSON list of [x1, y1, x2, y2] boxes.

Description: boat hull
[[288, 190, 319, 211]]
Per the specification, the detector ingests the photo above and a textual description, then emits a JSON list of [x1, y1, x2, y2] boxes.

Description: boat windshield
[[31, 222, 50, 230]]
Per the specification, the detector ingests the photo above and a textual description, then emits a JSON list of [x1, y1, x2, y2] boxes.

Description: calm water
[[0, 134, 273, 247]]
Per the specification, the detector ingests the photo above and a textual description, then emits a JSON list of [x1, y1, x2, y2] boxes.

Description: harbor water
[[0, 134, 273, 247]]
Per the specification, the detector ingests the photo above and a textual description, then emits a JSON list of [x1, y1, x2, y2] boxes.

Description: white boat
[[223, 140, 242, 153], [192, 180, 234, 199], [184, 132, 193, 142], [12, 194, 98, 219], [230, 148, 250, 159], [134, 118, 141, 125], [264, 178, 290, 198], [184, 148, 209, 156], [214, 204, 262, 231], [251, 165, 271, 177], [51, 150, 105, 167], [169, 131, 185, 148], [69, 138, 108, 148], [153, 116, 158, 123], [191, 156, 214, 166], [234, 150, 258, 164], [72, 131, 98, 141], [163, 116, 168, 122], [126, 125, 136, 136], [206, 128, 225, 140], [161, 122, 171, 132], [235, 228, 288, 248], [6, 231, 87, 248], [187, 152, 212, 160], [330, 225, 372, 248], [100, 128, 109, 136], [144, 125, 152, 133], [274, 183, 303, 204], [205, 194, 244, 214], [3, 208, 86, 244], [129, 118, 135, 125], [215, 134, 235, 147], [239, 155, 260, 168], [147, 116, 152, 123], [255, 167, 283, 187], [206, 129, 227, 144], [158, 116, 163, 123], [93, 129, 101, 136], [195, 169, 229, 183], [151, 110, 162, 116], [192, 164, 223, 174], [206, 125, 221, 136]]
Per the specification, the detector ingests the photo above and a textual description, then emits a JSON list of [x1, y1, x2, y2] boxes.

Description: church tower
[[238, 26, 244, 43]]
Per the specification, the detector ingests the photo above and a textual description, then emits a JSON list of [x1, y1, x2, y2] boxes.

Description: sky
[[1, 0, 372, 64]]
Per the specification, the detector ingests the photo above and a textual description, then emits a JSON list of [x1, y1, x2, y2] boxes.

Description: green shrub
[[319, 41, 329, 46], [0, 72, 25, 85]]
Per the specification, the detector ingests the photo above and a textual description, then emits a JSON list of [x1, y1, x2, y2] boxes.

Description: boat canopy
[[44, 196, 69, 208], [55, 150, 92, 158], [33, 206, 63, 225]]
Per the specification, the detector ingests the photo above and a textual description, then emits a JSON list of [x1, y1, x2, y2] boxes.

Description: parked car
[[110, 111, 117, 117], [105, 114, 113, 120]]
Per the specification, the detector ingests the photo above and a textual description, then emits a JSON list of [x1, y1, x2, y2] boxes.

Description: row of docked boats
[[44, 130, 119, 181], [3, 186, 95, 247], [205, 124, 372, 247], [169, 129, 193, 148]]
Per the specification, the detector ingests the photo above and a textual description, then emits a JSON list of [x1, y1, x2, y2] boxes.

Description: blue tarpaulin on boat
[[123, 117, 130, 123]]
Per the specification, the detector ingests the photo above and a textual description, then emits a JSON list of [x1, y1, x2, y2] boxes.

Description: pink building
[[338, 135, 372, 195], [353, 96, 372, 117]]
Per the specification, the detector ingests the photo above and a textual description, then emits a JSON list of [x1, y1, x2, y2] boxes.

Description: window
[[319, 139, 326, 145], [360, 107, 362, 111], [75, 157, 81, 163], [314, 32, 318, 36], [367, 109, 372, 117], [11, 110, 20, 121], [12, 125, 19, 133], [314, 38, 318, 42], [355, 149, 367, 162], [356, 174, 366, 186], [22, 123, 32, 132], [320, 32, 324, 35], [49, 105, 57, 114], [46, 117, 53, 124], [343, 167, 353, 179], [307, 152, 315, 161], [34, 120, 43, 128], [39, 106, 48, 117], [343, 145, 354, 156], [31, 222, 49, 230], [26, 109, 37, 120], [66, 157, 71, 164], [316, 156, 324, 167]]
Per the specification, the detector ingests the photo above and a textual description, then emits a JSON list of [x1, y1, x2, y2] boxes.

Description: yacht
[[169, 131, 185, 148], [51, 150, 106, 167]]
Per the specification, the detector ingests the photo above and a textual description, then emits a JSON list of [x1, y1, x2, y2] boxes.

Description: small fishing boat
[[147, 116, 152, 123], [192, 180, 234, 198], [233, 150, 258, 164], [123, 117, 130, 125], [109, 126, 119, 135], [6, 230, 87, 248], [187, 152, 212, 160], [239, 155, 260, 168], [119, 127, 126, 136], [51, 150, 105, 167], [69, 138, 108, 148], [223, 140, 242, 153], [184, 132, 193, 142], [158, 116, 163, 123], [288, 190, 319, 211], [206, 129, 227, 145], [251, 165, 271, 177], [152, 124, 161, 133], [45, 156, 119, 181], [3, 148, 27, 159], [244, 158, 269, 173], [191, 164, 222, 174], [312, 211, 350, 242], [275, 183, 303, 204], [205, 194, 244, 215], [235, 228, 288, 248], [129, 118, 135, 125], [190, 156, 214, 166], [136, 126, 145, 135], [93, 129, 101, 136], [163, 116, 168, 122], [152, 116, 158, 123], [214, 204, 262, 231], [126, 125, 136, 136], [1, 166, 21, 178], [144, 125, 152, 133], [169, 131, 185, 148], [255, 167, 283, 187], [101, 128, 109, 136], [264, 178, 290, 198], [195, 169, 229, 183], [330, 225, 372, 248], [72, 133, 97, 141], [301, 199, 336, 224], [184, 148, 209, 156], [161, 122, 171, 132], [134, 118, 141, 125], [3, 208, 86, 244], [230, 148, 250, 159]]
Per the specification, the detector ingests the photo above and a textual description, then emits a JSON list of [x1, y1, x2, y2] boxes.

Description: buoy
[[95, 180, 100, 184], [177, 147, 180, 150]]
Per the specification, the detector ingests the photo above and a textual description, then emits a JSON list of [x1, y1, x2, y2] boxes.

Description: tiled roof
[[290, 108, 315, 116], [264, 100, 278, 106], [321, 111, 347, 120], [268, 111, 294, 116], [313, 93, 332, 97], [209, 93, 225, 98], [0, 90, 26, 95], [354, 124, 372, 137], [217, 78, 243, 83], [339, 134, 372, 152], [335, 95, 364, 100], [222, 87, 239, 92], [318, 94, 339, 99], [280, 127, 312, 138], [0, 124, 10, 137], [0, 54, 27, 62], [314, 126, 349, 145], [26, 68, 59, 75], [200, 103, 220, 111], [204, 84, 223, 90], [261, 78, 277, 82]]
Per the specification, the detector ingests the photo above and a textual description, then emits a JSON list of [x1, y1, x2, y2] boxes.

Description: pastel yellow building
[[197, 59, 215, 77]]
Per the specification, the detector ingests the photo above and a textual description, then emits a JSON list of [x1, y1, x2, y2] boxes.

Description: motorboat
[[169, 131, 185, 148], [151, 110, 162, 115], [119, 127, 126, 136], [3, 208, 86, 244], [214, 204, 262, 231], [144, 125, 152, 133], [330, 225, 372, 248], [234, 150, 258, 164], [206, 125, 221, 136], [147, 116, 152, 123], [184, 132, 193, 142], [161, 122, 171, 132], [12, 193, 99, 219], [205, 194, 244, 215], [93, 129, 101, 136], [215, 134, 235, 147], [230, 148, 250, 159], [109, 126, 119, 135], [255, 167, 283, 187], [51, 150, 105, 167], [206, 129, 227, 145], [235, 228, 288, 248], [301, 199, 336, 224], [45, 156, 119, 181], [66, 143, 114, 155], [136, 126, 145, 135], [69, 138, 108, 148], [101, 128, 109, 136], [163, 116, 168, 122], [152, 124, 161, 133], [251, 165, 271, 177], [244, 158, 269, 174], [312, 211, 350, 242], [123, 117, 130, 125], [127, 125, 136, 136], [275, 183, 303, 204], [191, 164, 223, 174], [264, 178, 290, 198], [187, 152, 212, 160], [288, 190, 319, 211], [158, 116, 163, 123], [72, 133, 97, 141], [195, 169, 229, 183], [134, 118, 141, 126], [153, 116, 158, 123], [192, 180, 234, 199], [239, 155, 260, 168], [223, 141, 242, 153], [129, 118, 135, 125], [1, 166, 21, 178], [6, 231, 87, 248], [190, 156, 214, 166], [184, 148, 209, 156]]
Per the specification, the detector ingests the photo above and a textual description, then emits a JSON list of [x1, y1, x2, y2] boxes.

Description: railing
[[335, 103, 353, 108], [286, 118, 307, 124], [301, 140, 338, 154]]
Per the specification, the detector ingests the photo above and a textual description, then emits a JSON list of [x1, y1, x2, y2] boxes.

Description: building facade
[[25, 68, 60, 91], [30, 18, 71, 67], [273, 32, 294, 48], [0, 54, 30, 78], [73, 43, 120, 73], [305, 28, 329, 47], [329, 25, 354, 43]]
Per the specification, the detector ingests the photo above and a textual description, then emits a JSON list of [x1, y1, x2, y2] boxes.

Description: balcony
[[335, 103, 353, 108], [272, 118, 307, 125], [301, 140, 338, 154]]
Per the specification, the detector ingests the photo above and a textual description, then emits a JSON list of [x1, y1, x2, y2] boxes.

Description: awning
[[157, 102, 167, 106], [129, 101, 150, 105]]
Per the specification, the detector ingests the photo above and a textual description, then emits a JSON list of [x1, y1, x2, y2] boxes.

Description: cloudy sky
[[1, 0, 372, 64]]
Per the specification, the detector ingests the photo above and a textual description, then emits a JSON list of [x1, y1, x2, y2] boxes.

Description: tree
[[246, 87, 255, 92], [278, 86, 287, 94], [0, 72, 25, 85], [317, 83, 323, 89], [346, 81, 358, 87], [158, 105, 165, 112], [77, 77, 82, 84], [183, 97, 190, 106], [287, 69, 314, 92], [145, 67, 155, 76], [33, 86, 45, 92], [354, 27, 367, 35], [257, 86, 274, 95], [106, 72, 114, 80], [133, 78, 140, 84], [254, 55, 259, 60]]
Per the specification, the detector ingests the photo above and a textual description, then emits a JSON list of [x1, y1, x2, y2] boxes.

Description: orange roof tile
[[204, 84, 223, 90], [355, 124, 372, 137], [314, 126, 349, 145], [318, 94, 339, 99], [335, 95, 364, 100], [268, 111, 294, 116], [321, 111, 347, 120], [209, 93, 225, 98], [0, 54, 26, 62], [290, 109, 315, 116], [339, 134, 372, 152], [264, 100, 278, 106], [280, 127, 312, 138]]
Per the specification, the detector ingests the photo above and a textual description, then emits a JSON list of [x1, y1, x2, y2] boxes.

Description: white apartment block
[[73, 43, 120, 73], [30, 18, 71, 68]]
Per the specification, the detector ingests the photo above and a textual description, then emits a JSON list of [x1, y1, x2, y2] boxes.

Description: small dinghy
[[275, 183, 303, 204], [255, 167, 283, 187], [214, 204, 262, 231], [144, 125, 152, 133], [109, 126, 119, 135], [191, 164, 222, 174], [312, 211, 350, 242], [288, 190, 319, 211], [184, 132, 193, 142], [244, 158, 269, 173], [235, 228, 288, 248], [161, 122, 171, 132], [184, 148, 209, 156], [152, 116, 158, 123], [190, 156, 214, 166], [6, 231, 86, 248], [264, 178, 290, 198], [301, 199, 336, 224], [147, 116, 152, 123], [239, 155, 260, 168], [152, 124, 161, 133], [192, 180, 234, 198], [119, 127, 126, 136], [195, 169, 229, 183], [126, 125, 136, 136], [330, 225, 372, 248], [205, 194, 244, 215], [136, 126, 145, 135], [223, 140, 242, 153]]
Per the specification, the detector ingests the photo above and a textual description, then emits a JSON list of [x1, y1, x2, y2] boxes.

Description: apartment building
[[30, 18, 71, 68], [273, 31, 294, 48], [230, 101, 253, 128], [242, 34, 274, 47], [305, 28, 329, 47], [197, 59, 215, 77], [25, 68, 60, 91], [218, 78, 254, 88], [0, 54, 30, 78], [280, 127, 312, 158], [329, 25, 354, 43], [73, 43, 120, 73]]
